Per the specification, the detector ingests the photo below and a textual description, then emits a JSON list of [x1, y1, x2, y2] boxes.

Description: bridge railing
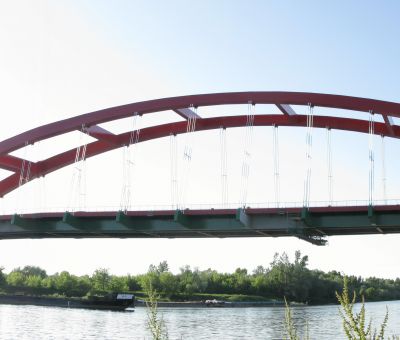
[[2, 199, 400, 216]]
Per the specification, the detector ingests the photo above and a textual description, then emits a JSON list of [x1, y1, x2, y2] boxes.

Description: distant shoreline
[[3, 253, 400, 307], [1, 294, 398, 309], [135, 299, 285, 308]]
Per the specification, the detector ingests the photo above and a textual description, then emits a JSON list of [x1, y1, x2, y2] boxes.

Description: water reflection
[[0, 301, 399, 339]]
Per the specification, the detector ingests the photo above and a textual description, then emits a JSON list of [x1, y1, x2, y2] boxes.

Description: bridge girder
[[1, 205, 400, 244]]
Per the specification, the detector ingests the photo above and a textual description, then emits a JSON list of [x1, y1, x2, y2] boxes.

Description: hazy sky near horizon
[[0, 1, 400, 278]]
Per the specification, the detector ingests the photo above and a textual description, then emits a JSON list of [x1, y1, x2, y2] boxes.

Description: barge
[[0, 293, 135, 311]]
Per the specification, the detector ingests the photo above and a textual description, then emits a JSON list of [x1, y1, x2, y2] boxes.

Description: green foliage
[[157, 261, 169, 274], [284, 297, 299, 340], [2, 253, 400, 309], [6, 270, 25, 287], [25, 275, 42, 288], [0, 267, 6, 287], [51, 271, 91, 297], [19, 266, 47, 278], [159, 272, 179, 298], [267, 251, 311, 302], [109, 275, 129, 292], [178, 265, 208, 297], [283, 297, 310, 340], [145, 283, 169, 340], [336, 277, 391, 340], [54, 271, 75, 295], [91, 268, 111, 292], [125, 275, 141, 291]]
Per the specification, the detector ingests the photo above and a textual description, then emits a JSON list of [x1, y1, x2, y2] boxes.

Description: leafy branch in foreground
[[336, 276, 395, 340], [283, 297, 309, 340], [145, 282, 169, 340]]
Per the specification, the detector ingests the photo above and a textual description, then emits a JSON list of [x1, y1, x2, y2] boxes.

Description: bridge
[[1, 91, 400, 245]]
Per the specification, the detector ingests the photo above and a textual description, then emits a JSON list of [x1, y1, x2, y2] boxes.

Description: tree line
[[1, 251, 399, 304]]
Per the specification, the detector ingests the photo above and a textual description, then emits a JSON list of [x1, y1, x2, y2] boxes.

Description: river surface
[[0, 301, 399, 339]]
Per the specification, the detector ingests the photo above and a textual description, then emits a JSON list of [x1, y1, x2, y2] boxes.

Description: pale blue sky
[[74, 0, 400, 99], [0, 1, 399, 278]]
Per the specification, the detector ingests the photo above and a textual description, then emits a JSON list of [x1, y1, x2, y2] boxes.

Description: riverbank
[[135, 299, 285, 308], [0, 293, 284, 309]]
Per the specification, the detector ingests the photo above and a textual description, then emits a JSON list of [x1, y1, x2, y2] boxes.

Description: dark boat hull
[[0, 294, 134, 311]]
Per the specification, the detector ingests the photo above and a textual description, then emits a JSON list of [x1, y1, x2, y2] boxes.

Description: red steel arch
[[0, 91, 399, 197]]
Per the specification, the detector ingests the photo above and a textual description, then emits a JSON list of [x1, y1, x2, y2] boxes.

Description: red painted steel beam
[[0, 155, 36, 173], [0, 113, 398, 197], [86, 125, 120, 145], [1, 92, 399, 155]]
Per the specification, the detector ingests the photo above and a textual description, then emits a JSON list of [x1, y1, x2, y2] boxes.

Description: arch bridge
[[1, 91, 400, 245]]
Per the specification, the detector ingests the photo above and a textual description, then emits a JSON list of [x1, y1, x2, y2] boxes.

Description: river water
[[0, 301, 399, 339]]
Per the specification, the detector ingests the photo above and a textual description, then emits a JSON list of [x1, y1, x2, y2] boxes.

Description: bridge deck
[[1, 205, 400, 245]]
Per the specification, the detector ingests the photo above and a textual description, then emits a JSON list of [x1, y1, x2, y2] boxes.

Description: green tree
[[157, 261, 169, 274], [289, 251, 311, 302], [267, 252, 291, 298], [109, 276, 129, 292], [126, 275, 141, 291], [0, 267, 6, 287], [54, 271, 78, 297], [140, 266, 162, 293], [250, 273, 270, 296], [6, 270, 25, 287], [91, 268, 111, 292], [25, 275, 42, 289], [159, 272, 179, 298], [253, 265, 266, 275], [74, 275, 91, 297], [20, 266, 47, 278], [178, 266, 208, 296], [232, 268, 251, 294]]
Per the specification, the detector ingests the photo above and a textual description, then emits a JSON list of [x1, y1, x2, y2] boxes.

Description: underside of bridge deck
[[1, 205, 399, 246]]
